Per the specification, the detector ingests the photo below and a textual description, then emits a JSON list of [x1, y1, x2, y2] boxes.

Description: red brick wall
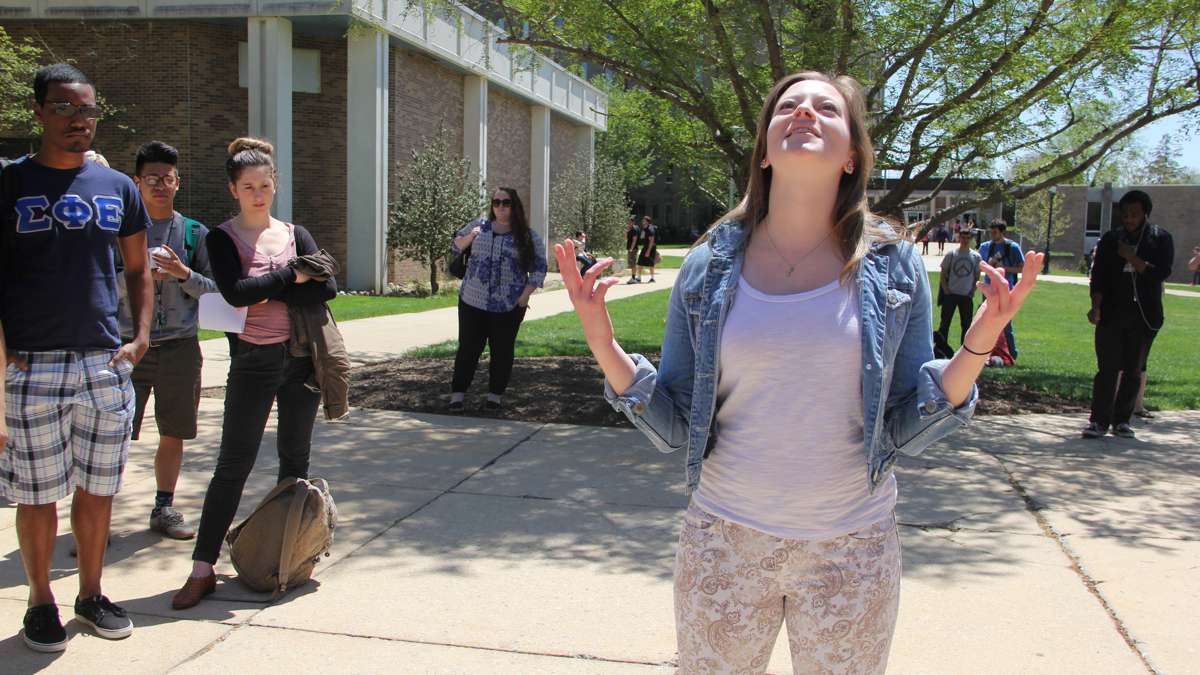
[[487, 87, 531, 205], [388, 47, 466, 284], [291, 35, 347, 279]]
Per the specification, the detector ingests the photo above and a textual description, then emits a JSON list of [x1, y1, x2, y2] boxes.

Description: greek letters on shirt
[[13, 193, 125, 233]]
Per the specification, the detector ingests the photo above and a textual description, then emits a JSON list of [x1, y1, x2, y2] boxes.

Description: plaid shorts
[[1, 350, 135, 505]]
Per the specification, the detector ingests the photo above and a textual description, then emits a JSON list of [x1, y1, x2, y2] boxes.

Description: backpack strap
[[181, 216, 201, 266], [274, 480, 313, 597]]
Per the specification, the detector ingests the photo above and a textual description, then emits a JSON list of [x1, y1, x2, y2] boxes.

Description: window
[[1085, 201, 1101, 235], [238, 44, 322, 94]]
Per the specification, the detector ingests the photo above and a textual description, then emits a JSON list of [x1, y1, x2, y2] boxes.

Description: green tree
[[387, 128, 486, 293], [0, 26, 41, 138], [549, 156, 631, 263], [1136, 133, 1192, 184], [488, 0, 1200, 229]]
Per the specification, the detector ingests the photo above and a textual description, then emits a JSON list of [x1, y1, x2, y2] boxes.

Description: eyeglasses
[[139, 173, 179, 188], [491, 198, 513, 207], [46, 101, 103, 119]]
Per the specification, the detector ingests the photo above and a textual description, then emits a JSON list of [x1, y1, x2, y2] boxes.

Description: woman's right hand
[[556, 239, 638, 395], [555, 239, 620, 347]]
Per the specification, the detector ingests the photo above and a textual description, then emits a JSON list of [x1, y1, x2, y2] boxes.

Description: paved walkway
[[1, 400, 1194, 673]]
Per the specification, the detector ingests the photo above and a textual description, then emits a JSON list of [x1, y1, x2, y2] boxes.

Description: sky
[[1137, 114, 1199, 173]]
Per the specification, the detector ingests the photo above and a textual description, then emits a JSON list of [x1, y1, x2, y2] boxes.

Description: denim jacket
[[604, 219, 977, 493]]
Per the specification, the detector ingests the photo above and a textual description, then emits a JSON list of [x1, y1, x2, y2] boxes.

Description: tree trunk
[[428, 251, 439, 295]]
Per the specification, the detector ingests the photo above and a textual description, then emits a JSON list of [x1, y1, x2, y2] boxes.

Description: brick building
[[0, 0, 605, 290], [1051, 183, 1199, 284]]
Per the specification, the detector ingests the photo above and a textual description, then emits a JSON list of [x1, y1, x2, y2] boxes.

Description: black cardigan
[[1089, 223, 1174, 331], [206, 224, 337, 308]]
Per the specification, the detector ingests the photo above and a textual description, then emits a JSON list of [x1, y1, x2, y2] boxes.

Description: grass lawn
[[198, 291, 460, 341], [929, 272, 1199, 410], [409, 273, 1199, 410]]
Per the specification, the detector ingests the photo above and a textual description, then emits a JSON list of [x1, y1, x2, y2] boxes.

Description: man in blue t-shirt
[[0, 64, 152, 652], [979, 220, 1025, 359]]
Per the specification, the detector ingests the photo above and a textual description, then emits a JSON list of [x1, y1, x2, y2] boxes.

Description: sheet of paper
[[199, 293, 247, 333]]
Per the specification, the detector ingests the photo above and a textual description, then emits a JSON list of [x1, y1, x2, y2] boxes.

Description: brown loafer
[[171, 574, 216, 610]]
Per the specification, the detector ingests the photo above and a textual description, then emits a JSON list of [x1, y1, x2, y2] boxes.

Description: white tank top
[[692, 274, 898, 539]]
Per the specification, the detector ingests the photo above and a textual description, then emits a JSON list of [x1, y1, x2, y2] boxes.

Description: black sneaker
[[74, 595, 133, 640], [22, 604, 67, 653], [484, 399, 502, 411], [448, 400, 465, 412], [1081, 422, 1106, 439]]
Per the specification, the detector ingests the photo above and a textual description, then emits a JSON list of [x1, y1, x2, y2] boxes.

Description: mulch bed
[[202, 353, 1090, 426]]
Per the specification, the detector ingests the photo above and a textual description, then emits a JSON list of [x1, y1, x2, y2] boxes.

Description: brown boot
[[171, 574, 216, 610]]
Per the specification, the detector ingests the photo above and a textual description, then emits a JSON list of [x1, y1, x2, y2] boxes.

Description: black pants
[[193, 340, 321, 564], [1090, 313, 1155, 430], [937, 293, 974, 344], [451, 300, 527, 395]]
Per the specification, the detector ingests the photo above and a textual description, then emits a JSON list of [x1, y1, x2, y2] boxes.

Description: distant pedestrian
[[939, 228, 983, 345], [1189, 245, 1199, 285], [979, 220, 1025, 359], [920, 225, 930, 254], [1082, 190, 1173, 439], [638, 215, 659, 283], [625, 215, 641, 283], [571, 230, 596, 274], [447, 187, 547, 412]]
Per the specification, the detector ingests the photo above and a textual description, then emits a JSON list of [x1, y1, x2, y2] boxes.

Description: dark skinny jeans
[[937, 293, 974, 344], [451, 300, 527, 395], [193, 340, 320, 564]]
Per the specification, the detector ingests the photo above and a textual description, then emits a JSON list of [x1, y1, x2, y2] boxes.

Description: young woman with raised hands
[[554, 72, 1044, 674]]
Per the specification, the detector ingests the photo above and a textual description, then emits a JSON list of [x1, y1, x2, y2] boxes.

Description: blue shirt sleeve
[[119, 178, 150, 238]]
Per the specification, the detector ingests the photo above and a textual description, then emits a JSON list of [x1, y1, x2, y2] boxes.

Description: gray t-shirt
[[941, 248, 982, 297]]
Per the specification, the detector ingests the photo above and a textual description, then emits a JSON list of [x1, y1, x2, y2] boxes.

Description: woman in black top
[[171, 138, 336, 610]]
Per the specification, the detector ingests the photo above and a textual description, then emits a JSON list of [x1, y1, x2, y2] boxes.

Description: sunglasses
[[46, 101, 103, 119], [491, 198, 513, 207], [139, 173, 179, 188]]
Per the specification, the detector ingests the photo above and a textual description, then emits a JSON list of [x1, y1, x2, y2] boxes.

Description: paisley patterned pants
[[673, 502, 902, 674]]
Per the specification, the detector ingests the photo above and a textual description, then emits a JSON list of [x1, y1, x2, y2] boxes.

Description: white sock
[[486, 393, 502, 404], [450, 392, 465, 403]]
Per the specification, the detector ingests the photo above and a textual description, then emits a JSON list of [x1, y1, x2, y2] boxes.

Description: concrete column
[[247, 17, 293, 221], [586, 126, 595, 175], [530, 105, 551, 252], [463, 76, 487, 189], [346, 28, 390, 292]]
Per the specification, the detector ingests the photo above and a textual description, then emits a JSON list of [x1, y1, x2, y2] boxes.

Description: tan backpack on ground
[[226, 477, 337, 596]]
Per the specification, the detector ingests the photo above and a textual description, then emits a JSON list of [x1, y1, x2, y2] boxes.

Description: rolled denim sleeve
[[884, 247, 977, 457], [602, 276, 694, 453]]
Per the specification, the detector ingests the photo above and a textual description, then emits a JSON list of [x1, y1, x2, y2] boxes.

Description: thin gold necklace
[[761, 224, 832, 277]]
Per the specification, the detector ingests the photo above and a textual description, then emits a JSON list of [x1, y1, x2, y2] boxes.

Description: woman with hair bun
[[171, 137, 337, 609]]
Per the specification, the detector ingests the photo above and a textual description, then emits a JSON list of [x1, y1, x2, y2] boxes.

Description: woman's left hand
[[974, 251, 1044, 331]]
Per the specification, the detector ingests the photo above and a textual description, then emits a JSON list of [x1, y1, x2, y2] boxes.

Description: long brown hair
[[700, 72, 894, 282], [489, 187, 534, 272]]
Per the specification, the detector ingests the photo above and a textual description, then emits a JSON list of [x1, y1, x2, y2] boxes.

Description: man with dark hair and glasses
[[0, 63, 151, 651], [118, 140, 216, 542]]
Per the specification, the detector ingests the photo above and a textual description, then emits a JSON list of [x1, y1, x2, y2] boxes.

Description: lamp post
[[1042, 185, 1057, 274]]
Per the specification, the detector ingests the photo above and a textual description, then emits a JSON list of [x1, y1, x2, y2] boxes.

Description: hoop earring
[[760, 160, 769, 169], [845, 162, 855, 174]]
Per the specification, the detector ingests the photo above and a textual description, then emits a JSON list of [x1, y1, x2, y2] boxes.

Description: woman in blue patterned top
[[448, 187, 547, 412]]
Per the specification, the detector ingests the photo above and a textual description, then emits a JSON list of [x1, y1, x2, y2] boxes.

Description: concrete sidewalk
[[0, 402, 1194, 673], [200, 269, 678, 388]]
